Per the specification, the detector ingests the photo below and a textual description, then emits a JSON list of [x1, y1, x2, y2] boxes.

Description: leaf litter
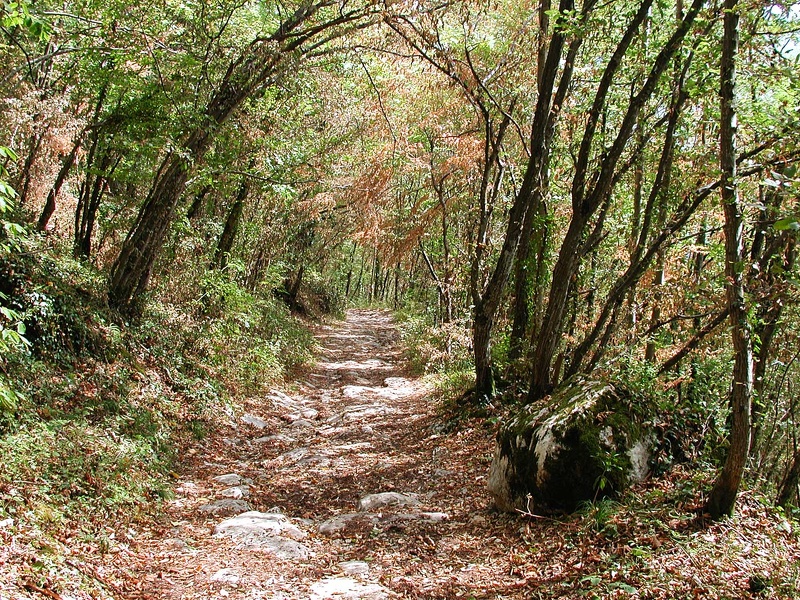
[[4, 309, 799, 599]]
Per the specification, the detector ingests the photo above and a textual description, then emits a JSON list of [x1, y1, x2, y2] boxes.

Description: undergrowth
[[0, 232, 315, 597]]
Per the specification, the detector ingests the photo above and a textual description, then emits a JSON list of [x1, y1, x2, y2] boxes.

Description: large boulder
[[488, 376, 653, 513]]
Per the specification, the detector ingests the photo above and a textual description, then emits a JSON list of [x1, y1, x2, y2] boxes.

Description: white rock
[[339, 561, 370, 576], [309, 577, 388, 600], [254, 434, 295, 444], [215, 511, 306, 541], [210, 568, 240, 584], [219, 485, 250, 499], [358, 492, 419, 512], [241, 414, 269, 429]]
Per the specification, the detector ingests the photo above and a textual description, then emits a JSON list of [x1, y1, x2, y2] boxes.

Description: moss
[[493, 375, 654, 512]]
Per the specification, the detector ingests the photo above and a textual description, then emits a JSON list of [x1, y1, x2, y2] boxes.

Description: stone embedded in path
[[358, 492, 420, 512], [278, 447, 309, 462], [199, 499, 252, 517], [309, 577, 389, 600], [211, 473, 249, 486], [327, 404, 393, 424], [215, 511, 307, 541], [219, 485, 250, 499], [339, 561, 370, 576], [210, 568, 240, 585], [254, 434, 295, 444], [258, 536, 312, 560], [392, 511, 449, 523], [241, 414, 270, 429]]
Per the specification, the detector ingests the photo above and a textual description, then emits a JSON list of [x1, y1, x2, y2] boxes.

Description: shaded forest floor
[[5, 310, 800, 599]]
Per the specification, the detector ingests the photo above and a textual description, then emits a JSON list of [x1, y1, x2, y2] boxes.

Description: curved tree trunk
[[107, 3, 371, 314]]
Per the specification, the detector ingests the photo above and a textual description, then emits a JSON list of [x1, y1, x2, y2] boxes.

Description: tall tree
[[706, 0, 753, 519], [527, 0, 705, 400], [107, 0, 379, 315]]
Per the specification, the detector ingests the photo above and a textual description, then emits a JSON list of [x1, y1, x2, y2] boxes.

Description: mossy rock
[[487, 376, 653, 513]]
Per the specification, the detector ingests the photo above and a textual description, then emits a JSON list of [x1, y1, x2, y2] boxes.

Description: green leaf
[[774, 217, 800, 231]]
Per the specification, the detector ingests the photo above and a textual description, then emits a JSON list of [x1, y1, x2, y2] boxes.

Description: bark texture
[[706, 0, 753, 520]]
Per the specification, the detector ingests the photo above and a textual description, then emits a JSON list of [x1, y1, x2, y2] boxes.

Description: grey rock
[[296, 454, 331, 467], [211, 473, 245, 486], [358, 492, 419, 512], [309, 577, 388, 600], [339, 561, 370, 576], [279, 447, 309, 462], [487, 375, 654, 513], [198, 499, 252, 516], [219, 485, 250, 499], [241, 414, 270, 429], [259, 536, 311, 560], [214, 511, 306, 541], [254, 434, 295, 444]]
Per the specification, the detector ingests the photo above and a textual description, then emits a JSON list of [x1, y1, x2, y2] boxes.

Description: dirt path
[[120, 309, 526, 599]]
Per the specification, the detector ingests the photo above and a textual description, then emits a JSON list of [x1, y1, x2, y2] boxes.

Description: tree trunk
[[212, 176, 249, 269], [107, 4, 366, 314], [473, 309, 495, 401], [777, 447, 800, 508], [38, 135, 82, 231], [187, 184, 212, 221], [529, 215, 588, 399], [509, 193, 548, 362], [74, 150, 119, 259], [16, 132, 42, 207], [706, 0, 752, 520]]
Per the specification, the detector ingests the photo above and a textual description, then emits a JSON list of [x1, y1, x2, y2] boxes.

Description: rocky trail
[[119, 309, 523, 599]]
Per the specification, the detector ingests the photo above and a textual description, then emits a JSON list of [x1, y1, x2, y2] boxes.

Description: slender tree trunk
[[473, 310, 495, 400], [212, 175, 249, 269], [777, 447, 800, 508], [74, 151, 119, 259], [345, 243, 357, 298], [706, 0, 752, 520], [529, 215, 589, 398], [38, 135, 82, 231], [107, 4, 366, 314], [16, 132, 42, 207], [645, 255, 665, 361], [509, 193, 548, 362], [187, 184, 212, 221]]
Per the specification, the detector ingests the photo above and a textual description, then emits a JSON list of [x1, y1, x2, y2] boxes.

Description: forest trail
[[121, 309, 520, 599]]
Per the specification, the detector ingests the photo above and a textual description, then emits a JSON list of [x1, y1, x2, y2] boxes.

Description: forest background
[[2, 0, 800, 595]]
